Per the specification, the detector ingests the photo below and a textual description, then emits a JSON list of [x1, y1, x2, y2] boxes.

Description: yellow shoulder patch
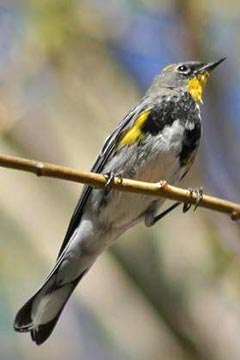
[[119, 109, 150, 146]]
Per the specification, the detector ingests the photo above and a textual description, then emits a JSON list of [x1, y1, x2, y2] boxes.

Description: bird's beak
[[195, 58, 226, 74]]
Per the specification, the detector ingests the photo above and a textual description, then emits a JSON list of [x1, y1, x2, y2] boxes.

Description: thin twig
[[0, 153, 239, 221]]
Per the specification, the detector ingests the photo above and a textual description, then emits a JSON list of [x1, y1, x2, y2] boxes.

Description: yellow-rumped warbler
[[14, 58, 225, 344]]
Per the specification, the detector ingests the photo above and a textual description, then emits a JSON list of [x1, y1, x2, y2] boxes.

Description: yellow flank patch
[[188, 71, 210, 103], [119, 109, 150, 146]]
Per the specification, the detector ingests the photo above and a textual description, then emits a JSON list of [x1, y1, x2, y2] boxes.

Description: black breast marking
[[140, 92, 202, 168], [141, 96, 175, 135], [179, 122, 201, 166], [141, 92, 201, 138]]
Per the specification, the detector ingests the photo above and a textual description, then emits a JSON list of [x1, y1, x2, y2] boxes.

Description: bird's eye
[[177, 65, 189, 74]]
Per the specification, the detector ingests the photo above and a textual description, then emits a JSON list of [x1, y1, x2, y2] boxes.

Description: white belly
[[92, 119, 186, 231], [99, 150, 181, 230]]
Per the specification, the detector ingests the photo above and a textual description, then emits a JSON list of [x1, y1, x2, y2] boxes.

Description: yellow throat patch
[[188, 71, 210, 103], [119, 109, 150, 146]]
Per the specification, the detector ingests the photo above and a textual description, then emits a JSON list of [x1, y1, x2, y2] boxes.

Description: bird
[[14, 58, 225, 345]]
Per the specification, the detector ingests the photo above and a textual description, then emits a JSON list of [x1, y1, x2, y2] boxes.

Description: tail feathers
[[14, 296, 35, 332], [30, 315, 62, 345], [14, 270, 87, 345], [14, 294, 61, 345]]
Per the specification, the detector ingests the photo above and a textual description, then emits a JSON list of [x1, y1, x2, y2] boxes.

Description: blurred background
[[0, 0, 240, 359]]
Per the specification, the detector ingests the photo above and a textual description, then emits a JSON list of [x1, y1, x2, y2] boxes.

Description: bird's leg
[[145, 187, 203, 226], [183, 187, 203, 213], [100, 171, 123, 207], [145, 202, 181, 227], [104, 172, 115, 195]]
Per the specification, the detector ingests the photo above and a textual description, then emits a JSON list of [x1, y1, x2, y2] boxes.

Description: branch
[[0, 153, 239, 221]]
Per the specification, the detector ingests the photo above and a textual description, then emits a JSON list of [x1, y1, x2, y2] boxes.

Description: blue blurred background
[[0, 1, 240, 359]]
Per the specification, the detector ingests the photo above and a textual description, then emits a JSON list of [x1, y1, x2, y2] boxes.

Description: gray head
[[148, 59, 225, 103]]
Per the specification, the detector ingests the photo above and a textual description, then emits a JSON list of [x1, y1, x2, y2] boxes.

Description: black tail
[[14, 270, 87, 345]]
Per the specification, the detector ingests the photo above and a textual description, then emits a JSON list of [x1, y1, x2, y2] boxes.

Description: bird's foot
[[183, 187, 203, 213], [100, 172, 123, 207]]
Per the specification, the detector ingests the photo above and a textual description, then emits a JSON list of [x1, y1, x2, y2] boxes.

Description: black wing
[[57, 102, 144, 258]]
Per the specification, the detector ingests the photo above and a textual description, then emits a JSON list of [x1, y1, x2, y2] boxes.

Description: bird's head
[[153, 58, 226, 103]]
